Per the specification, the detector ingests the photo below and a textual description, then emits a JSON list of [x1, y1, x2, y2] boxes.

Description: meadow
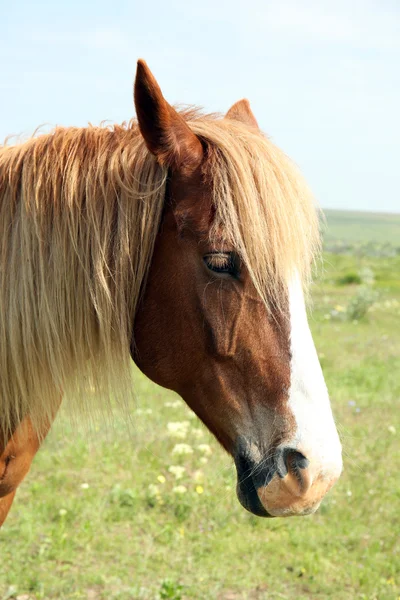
[[1, 210, 399, 600]]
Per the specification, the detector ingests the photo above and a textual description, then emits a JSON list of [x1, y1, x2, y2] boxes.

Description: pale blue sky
[[1, 0, 399, 212]]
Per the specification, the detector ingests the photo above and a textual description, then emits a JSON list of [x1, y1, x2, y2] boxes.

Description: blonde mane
[[0, 112, 320, 441]]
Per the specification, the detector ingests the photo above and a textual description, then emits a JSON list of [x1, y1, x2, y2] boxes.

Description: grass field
[[323, 209, 400, 245], [1, 211, 399, 600]]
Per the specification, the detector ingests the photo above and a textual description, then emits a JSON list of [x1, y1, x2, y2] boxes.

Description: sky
[[1, 0, 399, 213]]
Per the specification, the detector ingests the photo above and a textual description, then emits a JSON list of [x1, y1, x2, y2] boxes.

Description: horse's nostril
[[276, 447, 310, 479], [284, 449, 309, 472], [276, 448, 311, 494]]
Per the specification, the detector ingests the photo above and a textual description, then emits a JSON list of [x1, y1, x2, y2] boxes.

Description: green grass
[[1, 211, 400, 599], [323, 209, 400, 245]]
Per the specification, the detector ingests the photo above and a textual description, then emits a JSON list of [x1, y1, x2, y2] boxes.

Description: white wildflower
[[172, 443, 193, 456], [191, 428, 205, 440], [167, 421, 190, 439], [136, 408, 153, 416], [164, 400, 182, 408], [198, 444, 212, 457], [168, 465, 186, 480], [193, 470, 204, 483], [148, 484, 160, 497], [173, 485, 187, 494]]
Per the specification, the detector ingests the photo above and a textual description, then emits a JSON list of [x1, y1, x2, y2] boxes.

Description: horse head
[[132, 61, 342, 518]]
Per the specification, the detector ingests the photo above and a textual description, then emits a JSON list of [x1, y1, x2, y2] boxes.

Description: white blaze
[[287, 275, 342, 478]]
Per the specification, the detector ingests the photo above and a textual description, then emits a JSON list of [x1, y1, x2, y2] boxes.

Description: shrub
[[346, 286, 378, 321], [358, 266, 375, 285], [159, 579, 184, 600], [336, 272, 362, 285]]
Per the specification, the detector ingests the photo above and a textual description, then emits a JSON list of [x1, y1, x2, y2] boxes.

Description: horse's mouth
[[234, 452, 273, 518]]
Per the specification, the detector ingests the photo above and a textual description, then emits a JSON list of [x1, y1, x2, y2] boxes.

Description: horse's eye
[[203, 252, 239, 277]]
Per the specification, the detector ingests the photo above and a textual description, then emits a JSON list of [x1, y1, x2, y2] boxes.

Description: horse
[[0, 60, 342, 527]]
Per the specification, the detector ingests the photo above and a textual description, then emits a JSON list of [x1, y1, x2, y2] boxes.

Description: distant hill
[[322, 209, 400, 245]]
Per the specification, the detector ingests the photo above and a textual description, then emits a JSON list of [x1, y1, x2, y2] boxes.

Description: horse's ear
[[225, 99, 259, 129], [134, 60, 203, 174]]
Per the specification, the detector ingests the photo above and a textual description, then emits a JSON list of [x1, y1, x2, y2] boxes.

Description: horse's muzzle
[[234, 444, 341, 518]]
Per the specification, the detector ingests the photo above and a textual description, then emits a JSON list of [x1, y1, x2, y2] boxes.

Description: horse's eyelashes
[[203, 252, 239, 277], [205, 253, 230, 271]]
